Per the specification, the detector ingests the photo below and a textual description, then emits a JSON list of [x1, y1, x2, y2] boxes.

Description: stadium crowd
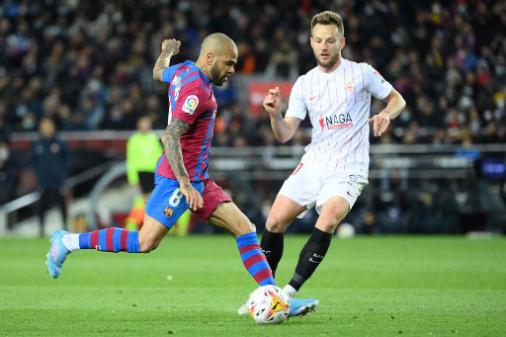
[[1, 0, 505, 146], [1, 1, 505, 234]]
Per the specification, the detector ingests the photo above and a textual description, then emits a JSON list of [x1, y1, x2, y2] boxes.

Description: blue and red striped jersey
[[156, 61, 218, 182]]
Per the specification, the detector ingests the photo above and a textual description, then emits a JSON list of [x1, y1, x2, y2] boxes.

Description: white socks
[[283, 284, 298, 298], [61, 233, 80, 252]]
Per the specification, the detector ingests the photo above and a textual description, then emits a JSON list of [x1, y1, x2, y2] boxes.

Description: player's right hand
[[180, 184, 204, 211], [263, 86, 282, 118], [161, 39, 181, 56]]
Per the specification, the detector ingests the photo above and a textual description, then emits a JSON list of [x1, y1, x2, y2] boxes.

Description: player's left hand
[[180, 184, 204, 211], [369, 111, 390, 137], [161, 39, 181, 56], [263, 86, 282, 118]]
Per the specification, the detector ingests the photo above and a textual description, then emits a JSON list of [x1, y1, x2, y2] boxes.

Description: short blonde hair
[[311, 11, 344, 36]]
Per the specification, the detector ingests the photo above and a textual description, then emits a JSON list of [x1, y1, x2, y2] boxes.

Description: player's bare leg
[[207, 201, 256, 236], [266, 194, 306, 232], [138, 214, 170, 252], [314, 196, 350, 233]]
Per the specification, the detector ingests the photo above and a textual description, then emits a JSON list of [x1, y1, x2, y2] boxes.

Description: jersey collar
[[316, 58, 346, 76], [184, 60, 213, 85]]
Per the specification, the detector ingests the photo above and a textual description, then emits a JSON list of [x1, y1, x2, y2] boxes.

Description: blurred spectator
[[124, 115, 163, 230], [32, 118, 69, 236], [2, 1, 506, 236], [455, 130, 480, 160], [265, 41, 299, 81], [0, 1, 504, 146], [0, 136, 19, 205]]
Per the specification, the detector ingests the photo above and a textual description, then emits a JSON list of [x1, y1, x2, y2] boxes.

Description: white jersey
[[286, 58, 393, 177]]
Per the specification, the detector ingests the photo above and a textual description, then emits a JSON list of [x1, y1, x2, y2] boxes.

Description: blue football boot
[[46, 230, 71, 278], [288, 297, 320, 317]]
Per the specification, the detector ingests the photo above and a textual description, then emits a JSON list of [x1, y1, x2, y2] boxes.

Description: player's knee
[[317, 202, 349, 233], [265, 216, 287, 233], [316, 213, 344, 233]]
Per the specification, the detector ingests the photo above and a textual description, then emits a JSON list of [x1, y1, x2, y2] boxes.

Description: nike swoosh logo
[[309, 95, 319, 101], [308, 258, 321, 264]]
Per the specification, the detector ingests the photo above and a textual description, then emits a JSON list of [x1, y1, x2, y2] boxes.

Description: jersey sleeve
[[170, 85, 206, 125], [362, 63, 393, 100], [161, 65, 178, 84], [285, 76, 307, 120]]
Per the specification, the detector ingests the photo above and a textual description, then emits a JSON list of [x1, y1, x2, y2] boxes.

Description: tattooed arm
[[153, 39, 181, 82], [161, 119, 191, 186], [161, 119, 203, 211]]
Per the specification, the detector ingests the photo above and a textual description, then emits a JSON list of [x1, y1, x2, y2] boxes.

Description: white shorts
[[278, 161, 368, 218]]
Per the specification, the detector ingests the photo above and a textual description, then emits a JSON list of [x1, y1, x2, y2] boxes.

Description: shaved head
[[196, 33, 238, 86], [199, 33, 237, 58]]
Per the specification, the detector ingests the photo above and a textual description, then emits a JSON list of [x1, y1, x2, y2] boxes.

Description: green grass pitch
[[0, 235, 505, 337]]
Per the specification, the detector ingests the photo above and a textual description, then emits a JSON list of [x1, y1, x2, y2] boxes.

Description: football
[[246, 285, 290, 324]]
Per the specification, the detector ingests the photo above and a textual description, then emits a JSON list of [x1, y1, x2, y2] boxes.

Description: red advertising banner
[[248, 81, 293, 118]]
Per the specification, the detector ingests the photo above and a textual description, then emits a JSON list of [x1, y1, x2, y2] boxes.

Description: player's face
[[310, 24, 345, 69], [211, 49, 237, 86]]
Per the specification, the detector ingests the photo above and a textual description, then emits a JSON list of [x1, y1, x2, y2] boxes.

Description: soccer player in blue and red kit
[[46, 33, 315, 316]]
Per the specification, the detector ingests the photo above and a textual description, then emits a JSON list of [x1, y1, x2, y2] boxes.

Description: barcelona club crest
[[163, 207, 173, 217]]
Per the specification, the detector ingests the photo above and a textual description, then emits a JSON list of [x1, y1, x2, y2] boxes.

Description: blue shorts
[[145, 175, 204, 229]]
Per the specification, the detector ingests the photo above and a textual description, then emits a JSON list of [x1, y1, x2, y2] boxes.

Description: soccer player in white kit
[[261, 11, 407, 308]]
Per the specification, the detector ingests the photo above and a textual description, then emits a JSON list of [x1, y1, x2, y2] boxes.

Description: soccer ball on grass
[[246, 285, 290, 324]]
